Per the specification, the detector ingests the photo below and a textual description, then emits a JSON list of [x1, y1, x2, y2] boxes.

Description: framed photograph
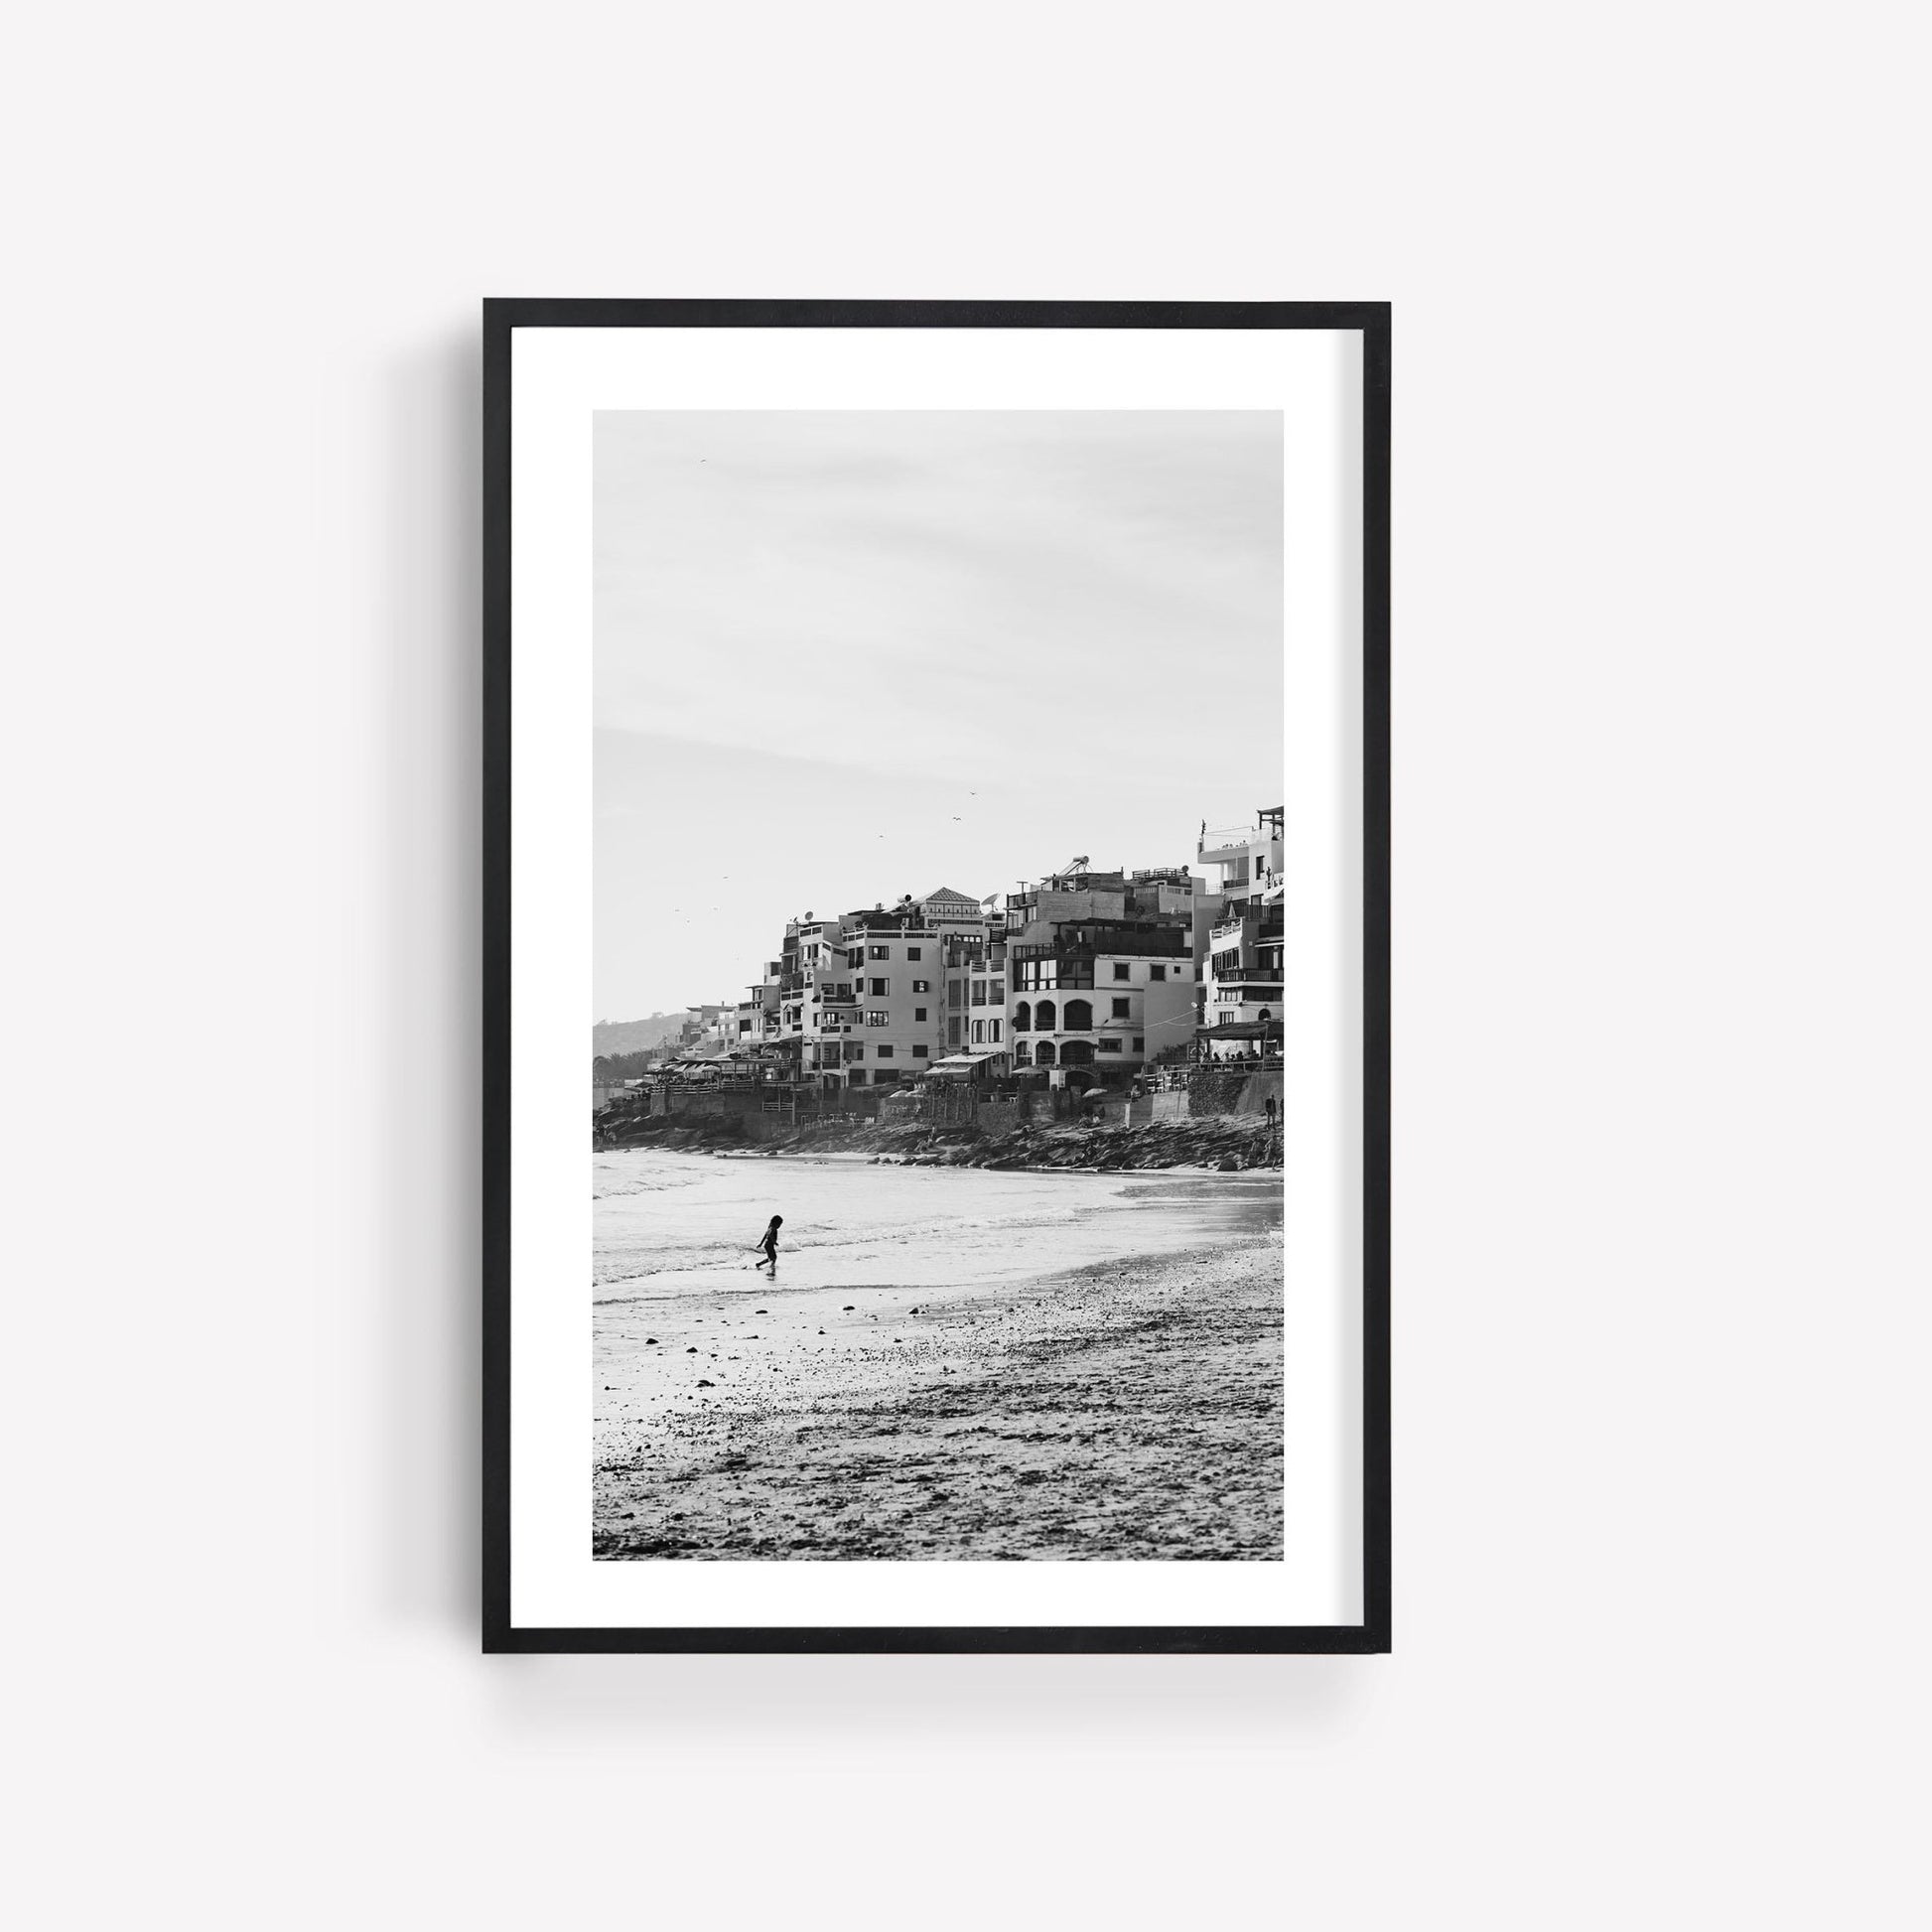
[[483, 300, 1389, 1653]]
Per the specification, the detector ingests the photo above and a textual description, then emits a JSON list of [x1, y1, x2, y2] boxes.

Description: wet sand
[[593, 1234, 1283, 1560]]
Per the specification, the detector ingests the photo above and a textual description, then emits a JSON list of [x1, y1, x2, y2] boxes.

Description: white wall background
[[3, 5, 1928, 1926]]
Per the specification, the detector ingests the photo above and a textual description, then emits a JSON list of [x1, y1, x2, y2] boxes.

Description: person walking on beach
[[751, 1214, 782, 1273]]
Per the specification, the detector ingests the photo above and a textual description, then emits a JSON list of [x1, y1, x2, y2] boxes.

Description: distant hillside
[[593, 1013, 687, 1057]]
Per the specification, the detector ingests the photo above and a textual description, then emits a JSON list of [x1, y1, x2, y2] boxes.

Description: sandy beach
[[593, 1181, 1283, 1560]]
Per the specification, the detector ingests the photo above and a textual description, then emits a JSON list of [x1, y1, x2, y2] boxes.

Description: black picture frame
[[483, 300, 1390, 1654]]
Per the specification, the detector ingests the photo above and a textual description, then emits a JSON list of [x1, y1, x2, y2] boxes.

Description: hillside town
[[596, 804, 1284, 1121]]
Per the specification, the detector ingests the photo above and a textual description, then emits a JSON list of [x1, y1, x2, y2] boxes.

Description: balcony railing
[[1214, 967, 1286, 986]]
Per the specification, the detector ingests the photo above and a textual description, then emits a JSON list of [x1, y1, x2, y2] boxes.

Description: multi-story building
[[739, 958, 784, 1049], [1195, 807, 1286, 1061], [941, 931, 1008, 1059], [1195, 806, 1284, 905], [831, 904, 951, 1086], [1000, 865, 1201, 1087], [765, 897, 969, 1088]]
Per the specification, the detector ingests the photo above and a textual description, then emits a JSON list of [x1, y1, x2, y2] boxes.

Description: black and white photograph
[[589, 410, 1290, 1562]]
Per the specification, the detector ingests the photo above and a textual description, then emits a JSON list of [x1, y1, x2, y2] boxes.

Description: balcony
[[1214, 967, 1286, 986]]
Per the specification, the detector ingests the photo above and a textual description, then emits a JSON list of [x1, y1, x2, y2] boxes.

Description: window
[[1113, 962, 1131, 981], [948, 979, 963, 1007], [1013, 1042, 1032, 1065], [1098, 1038, 1123, 1053], [1035, 1041, 1056, 1066], [1149, 963, 1166, 981], [1035, 999, 1056, 1032], [912, 1044, 928, 1058], [1133, 1036, 1145, 1052], [947, 1018, 961, 1045], [844, 1041, 864, 1061], [906, 947, 922, 961], [1111, 997, 1130, 1019], [971, 980, 987, 1006], [1012, 1001, 1031, 1032], [911, 979, 930, 993], [847, 948, 864, 969], [991, 1020, 1003, 1043], [866, 1010, 890, 1027], [1062, 998, 1093, 1032], [876, 1044, 895, 1058], [971, 1020, 984, 1044], [913, 1007, 927, 1022], [991, 980, 1004, 1003], [869, 977, 889, 996], [869, 944, 890, 960]]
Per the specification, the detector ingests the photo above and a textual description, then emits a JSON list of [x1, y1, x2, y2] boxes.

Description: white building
[[1195, 807, 1286, 1061], [1001, 865, 1199, 1089]]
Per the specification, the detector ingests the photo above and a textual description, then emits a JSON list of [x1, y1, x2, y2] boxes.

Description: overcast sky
[[594, 411, 1283, 1022]]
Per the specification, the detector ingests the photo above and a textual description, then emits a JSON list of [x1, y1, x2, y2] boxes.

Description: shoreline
[[593, 1233, 1283, 1561], [596, 1108, 1283, 1174]]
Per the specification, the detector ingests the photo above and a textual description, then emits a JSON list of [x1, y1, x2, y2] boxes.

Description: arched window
[[1257, 1007, 1271, 1023], [1013, 1001, 1032, 1033], [1061, 1038, 1095, 1066], [1062, 998, 1093, 1032], [1013, 1042, 1033, 1065], [1035, 1040, 1056, 1066], [1035, 999, 1056, 1032]]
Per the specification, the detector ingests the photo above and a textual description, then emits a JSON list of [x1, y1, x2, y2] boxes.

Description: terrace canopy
[[1193, 1020, 1284, 1041], [924, 1049, 1006, 1080]]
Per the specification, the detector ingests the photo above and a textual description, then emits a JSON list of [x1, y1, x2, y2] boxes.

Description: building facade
[[765, 898, 973, 1088], [664, 825, 1283, 1099], [1196, 807, 1286, 1061], [1000, 866, 1202, 1087]]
